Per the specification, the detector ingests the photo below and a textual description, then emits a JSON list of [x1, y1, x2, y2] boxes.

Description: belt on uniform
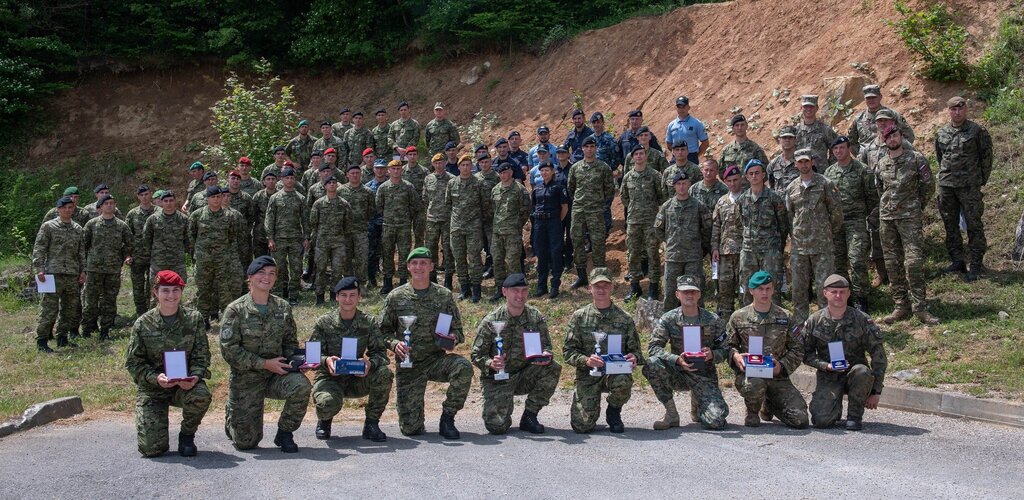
[[533, 212, 557, 220]]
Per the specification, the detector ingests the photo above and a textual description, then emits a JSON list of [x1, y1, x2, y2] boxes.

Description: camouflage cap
[[862, 84, 882, 97], [434, 102, 445, 110], [588, 267, 613, 285], [406, 246, 432, 262], [801, 95, 819, 107], [794, 148, 813, 161], [676, 275, 701, 292], [747, 270, 774, 290], [778, 125, 797, 137], [874, 109, 895, 122], [823, 274, 850, 288]]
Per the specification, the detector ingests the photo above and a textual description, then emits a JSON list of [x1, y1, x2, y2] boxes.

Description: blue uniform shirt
[[592, 131, 620, 169], [531, 179, 567, 216], [365, 177, 385, 224], [665, 115, 708, 154], [563, 126, 595, 163], [529, 143, 559, 168]]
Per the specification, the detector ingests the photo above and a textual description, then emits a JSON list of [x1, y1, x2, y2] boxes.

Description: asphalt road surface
[[2, 390, 1022, 499]]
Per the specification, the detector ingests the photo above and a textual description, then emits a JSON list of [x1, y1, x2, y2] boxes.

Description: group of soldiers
[[126, 248, 886, 458]]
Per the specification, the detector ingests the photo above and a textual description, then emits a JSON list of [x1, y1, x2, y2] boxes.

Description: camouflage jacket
[[689, 179, 729, 215], [935, 119, 993, 187], [125, 307, 211, 393], [371, 124, 391, 158], [446, 175, 491, 232], [624, 147, 669, 174], [719, 139, 769, 172], [738, 188, 789, 252], [875, 149, 935, 220], [84, 216, 132, 273], [802, 307, 887, 393], [491, 181, 530, 235], [82, 201, 123, 221], [620, 167, 665, 225], [251, 189, 276, 241], [265, 190, 308, 240], [404, 162, 430, 204], [189, 207, 243, 260], [423, 171, 456, 223], [314, 135, 347, 165], [712, 192, 744, 255], [824, 159, 878, 220], [472, 304, 553, 378], [767, 153, 799, 191], [848, 106, 915, 153], [308, 309, 389, 383], [220, 293, 299, 372], [239, 177, 261, 197], [661, 161, 702, 202], [655, 195, 710, 262], [228, 190, 255, 229], [795, 119, 838, 170], [43, 205, 91, 227], [309, 195, 352, 244], [187, 179, 205, 200], [32, 218, 86, 275], [125, 205, 156, 263], [332, 122, 353, 141], [475, 169, 500, 196], [650, 308, 728, 379], [858, 137, 915, 174], [379, 283, 464, 364], [424, 118, 460, 154], [726, 303, 802, 378], [286, 133, 316, 170], [338, 183, 375, 234], [388, 118, 420, 152], [567, 158, 615, 213], [142, 210, 191, 268], [187, 191, 208, 215], [784, 173, 843, 255], [563, 302, 645, 375], [375, 179, 419, 228], [344, 127, 375, 166]]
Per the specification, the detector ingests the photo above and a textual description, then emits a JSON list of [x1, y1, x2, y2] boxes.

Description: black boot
[[943, 260, 966, 273], [967, 263, 982, 282], [845, 416, 863, 431], [315, 293, 325, 306], [459, 284, 471, 301], [178, 433, 198, 457], [56, 334, 76, 348], [315, 419, 332, 440], [519, 410, 545, 434], [362, 419, 387, 442], [624, 281, 642, 302], [77, 327, 91, 339], [550, 280, 560, 299], [606, 405, 625, 433], [533, 286, 548, 298], [98, 328, 110, 342], [443, 273, 453, 290], [273, 429, 299, 453], [490, 286, 504, 302], [380, 277, 393, 295], [37, 339, 54, 353], [439, 411, 461, 439], [471, 285, 481, 304], [648, 281, 660, 301], [570, 267, 588, 289]]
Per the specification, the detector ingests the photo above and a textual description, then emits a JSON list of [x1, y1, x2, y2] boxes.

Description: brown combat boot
[[871, 259, 889, 287], [882, 306, 912, 324], [653, 400, 680, 430], [759, 401, 774, 422], [914, 309, 940, 326], [744, 411, 761, 427]]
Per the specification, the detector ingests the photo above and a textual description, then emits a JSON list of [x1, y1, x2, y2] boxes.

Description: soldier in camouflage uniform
[[376, 159, 420, 293], [423, 153, 456, 287], [186, 162, 207, 201], [488, 162, 531, 301], [858, 110, 912, 287], [934, 96, 993, 281], [738, 160, 789, 305], [285, 120, 315, 172], [785, 148, 843, 327], [563, 268, 645, 433], [186, 171, 218, 215], [358, 148, 378, 184], [472, 274, 561, 434], [727, 271, 809, 428], [388, 101, 420, 159], [82, 183, 123, 220], [425, 102, 460, 154], [371, 108, 391, 159], [42, 186, 91, 227], [236, 157, 261, 196], [82, 195, 132, 339], [302, 164, 332, 288], [662, 140, 702, 202], [712, 166, 746, 318], [314, 122, 347, 169], [300, 150, 324, 192], [126, 185, 157, 315], [309, 277, 392, 442], [250, 172, 278, 259], [332, 107, 353, 143], [365, 161, 388, 288], [33, 196, 86, 352], [767, 126, 799, 190], [338, 165, 375, 284], [875, 125, 938, 325], [446, 155, 490, 302], [261, 147, 288, 181], [142, 190, 191, 285], [802, 274, 888, 430], [309, 176, 352, 305], [620, 145, 665, 301], [848, 84, 915, 155], [344, 112, 375, 166], [642, 275, 730, 430], [124, 270, 211, 457], [825, 137, 877, 310], [655, 170, 710, 312], [623, 126, 669, 175], [189, 186, 245, 327], [475, 151, 500, 279], [689, 159, 729, 218], [265, 168, 309, 303], [403, 147, 430, 247], [379, 247, 473, 439], [227, 171, 256, 268], [220, 256, 311, 452], [719, 115, 769, 184], [795, 95, 839, 170], [567, 136, 615, 287]]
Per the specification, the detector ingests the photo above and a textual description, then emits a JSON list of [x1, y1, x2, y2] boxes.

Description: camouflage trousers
[[626, 223, 661, 282], [734, 373, 809, 429], [938, 185, 986, 265], [642, 357, 728, 430], [663, 260, 703, 313], [252, 237, 270, 259], [312, 364, 394, 421], [36, 273, 81, 342], [315, 242, 346, 294], [833, 218, 870, 299], [717, 254, 741, 318], [271, 238, 303, 296], [790, 251, 834, 327], [480, 362, 562, 434], [134, 382, 212, 457], [880, 217, 928, 311], [570, 371, 633, 433], [739, 249, 784, 305], [425, 220, 452, 274], [810, 364, 875, 428], [395, 354, 473, 436], [82, 271, 120, 332], [450, 228, 483, 287], [571, 210, 607, 268], [381, 225, 413, 281], [194, 255, 243, 318], [867, 209, 884, 261], [237, 235, 252, 273], [491, 232, 523, 287], [340, 232, 368, 282], [414, 212, 427, 248], [130, 261, 151, 315], [225, 370, 311, 450]]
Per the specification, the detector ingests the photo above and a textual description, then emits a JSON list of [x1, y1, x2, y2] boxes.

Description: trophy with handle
[[590, 331, 607, 377], [491, 320, 509, 381], [399, 315, 417, 369]]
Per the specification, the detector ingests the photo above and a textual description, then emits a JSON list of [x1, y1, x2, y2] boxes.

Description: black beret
[[501, 273, 528, 288], [202, 171, 218, 181], [311, 149, 323, 157], [137, 184, 150, 194], [538, 161, 554, 170], [630, 144, 645, 156], [280, 167, 296, 177], [205, 185, 221, 196], [582, 136, 597, 146], [495, 162, 514, 173], [338, 107, 350, 114], [628, 109, 643, 118], [474, 143, 488, 153], [332, 276, 361, 294], [398, 100, 409, 108], [572, 109, 584, 118], [56, 196, 74, 208], [637, 125, 651, 135], [96, 194, 114, 206], [537, 126, 550, 134], [376, 108, 387, 115], [590, 112, 605, 122], [347, 164, 362, 172], [246, 255, 277, 276], [495, 137, 509, 146], [831, 136, 851, 148], [324, 175, 337, 184], [730, 114, 746, 126], [94, 183, 109, 193], [319, 163, 333, 171], [319, 121, 331, 127], [352, 111, 363, 118], [445, 141, 457, 150], [508, 130, 521, 138], [556, 145, 569, 153]]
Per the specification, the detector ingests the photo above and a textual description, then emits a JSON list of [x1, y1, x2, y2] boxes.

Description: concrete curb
[[0, 397, 84, 439], [790, 372, 1024, 428]]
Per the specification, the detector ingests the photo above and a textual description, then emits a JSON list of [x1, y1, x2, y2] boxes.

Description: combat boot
[[648, 281, 660, 301], [570, 267, 588, 289], [606, 405, 625, 433], [315, 419, 332, 440], [519, 410, 545, 434], [653, 400, 679, 430], [966, 263, 982, 282], [37, 339, 54, 353], [362, 419, 387, 442], [490, 286, 504, 302], [98, 328, 110, 342], [273, 429, 299, 453], [459, 284, 471, 301], [439, 411, 461, 439], [759, 401, 774, 422], [77, 327, 92, 339], [882, 306, 912, 324], [533, 285, 548, 298], [443, 273, 453, 290], [380, 277, 393, 295], [871, 259, 889, 287], [549, 280, 561, 299], [315, 293, 325, 306], [845, 416, 863, 431], [943, 260, 966, 273], [744, 411, 761, 427], [178, 433, 198, 457], [56, 334, 76, 348], [914, 309, 940, 326], [624, 281, 643, 302], [471, 284, 482, 304]]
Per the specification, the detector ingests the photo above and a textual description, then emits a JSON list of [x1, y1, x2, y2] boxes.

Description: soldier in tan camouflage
[[34, 196, 86, 352], [487, 162, 531, 301], [425, 102, 460, 154], [620, 145, 665, 301], [767, 125, 799, 191], [824, 137, 877, 310], [795, 95, 839, 170], [848, 84, 915, 155], [711, 165, 745, 318], [719, 114, 769, 184]]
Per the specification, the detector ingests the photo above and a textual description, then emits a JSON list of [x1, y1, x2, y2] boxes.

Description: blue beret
[[744, 159, 764, 173], [445, 141, 457, 150], [246, 255, 277, 276], [747, 270, 773, 290]]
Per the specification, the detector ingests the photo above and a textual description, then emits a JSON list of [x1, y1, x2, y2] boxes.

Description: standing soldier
[[655, 171, 710, 312], [220, 256, 312, 453], [825, 137, 877, 311], [488, 162, 530, 301], [125, 185, 157, 316], [82, 194, 132, 340], [124, 270, 211, 457], [333, 107, 354, 140], [935, 96, 993, 281], [250, 172, 278, 259], [376, 159, 420, 294], [301, 150, 326, 191], [727, 271, 809, 428], [876, 125, 938, 325], [423, 153, 456, 288], [562, 268, 645, 433], [562, 109, 594, 164], [858, 110, 910, 287], [285, 119, 315, 172], [42, 186, 90, 226], [623, 126, 669, 175], [314, 122, 346, 169], [567, 136, 615, 288], [642, 275, 729, 431], [531, 162, 569, 298], [507, 130, 531, 169], [590, 113, 620, 169], [186, 171, 218, 215], [33, 196, 86, 352], [446, 154, 490, 302], [308, 175, 352, 305], [738, 160, 789, 304], [848, 84, 915, 154], [142, 190, 191, 284], [186, 162, 207, 200], [302, 164, 333, 289], [344, 112, 374, 166], [403, 147, 430, 247], [620, 145, 665, 301], [265, 168, 309, 304], [785, 148, 843, 327], [689, 159, 729, 216], [189, 186, 244, 329], [472, 274, 562, 434], [82, 183, 123, 220], [719, 115, 769, 180], [767, 126, 800, 190], [359, 148, 378, 184], [712, 166, 745, 318], [661, 140, 702, 201], [370, 108, 391, 159], [236, 157, 261, 196], [425, 102, 460, 155], [338, 165, 375, 285], [795, 95, 839, 170], [379, 248, 473, 439], [365, 160, 388, 288], [388, 100, 420, 159], [617, 109, 663, 162], [261, 147, 288, 181], [226, 170, 256, 267], [309, 277, 392, 442], [475, 150, 500, 280]]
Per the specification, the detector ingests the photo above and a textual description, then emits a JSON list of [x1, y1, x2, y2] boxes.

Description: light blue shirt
[[528, 166, 544, 188], [528, 143, 559, 168], [665, 115, 708, 153]]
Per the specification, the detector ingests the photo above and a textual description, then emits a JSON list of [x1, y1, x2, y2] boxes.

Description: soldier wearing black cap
[[186, 171, 219, 215], [142, 189, 191, 299], [83, 182, 124, 220], [531, 162, 570, 298], [655, 170, 710, 312], [309, 175, 352, 305], [190, 186, 245, 329], [126, 184, 157, 315], [333, 107, 353, 139], [617, 109, 663, 171], [492, 137, 525, 183], [475, 151, 500, 280], [371, 108, 391, 159], [507, 130, 530, 168], [82, 193, 132, 340], [388, 101, 420, 159], [719, 114, 769, 178], [562, 109, 595, 164], [488, 162, 531, 301], [33, 196, 86, 352], [251, 171, 278, 260], [589, 112, 621, 171]]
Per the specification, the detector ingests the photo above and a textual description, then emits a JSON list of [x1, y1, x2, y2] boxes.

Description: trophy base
[[400, 361, 413, 369], [494, 371, 509, 381]]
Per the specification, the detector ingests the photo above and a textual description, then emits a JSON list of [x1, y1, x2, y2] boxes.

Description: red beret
[[406, 146, 417, 153], [238, 156, 252, 164], [323, 148, 337, 155], [155, 270, 185, 288], [228, 170, 241, 178], [362, 147, 374, 157], [283, 160, 295, 167]]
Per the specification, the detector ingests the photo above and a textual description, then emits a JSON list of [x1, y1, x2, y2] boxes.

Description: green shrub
[[0, 176, 58, 257], [887, 1, 970, 82]]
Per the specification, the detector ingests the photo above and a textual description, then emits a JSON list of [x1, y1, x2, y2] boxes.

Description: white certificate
[[436, 313, 453, 335], [711, 261, 719, 280], [606, 334, 623, 355], [36, 274, 56, 294], [341, 338, 358, 360], [828, 341, 846, 362], [523, 331, 544, 357], [304, 341, 321, 364], [682, 326, 703, 353], [748, 336, 764, 356], [164, 350, 188, 380]]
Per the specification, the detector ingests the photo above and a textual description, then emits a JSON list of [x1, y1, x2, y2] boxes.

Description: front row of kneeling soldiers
[[126, 247, 886, 458]]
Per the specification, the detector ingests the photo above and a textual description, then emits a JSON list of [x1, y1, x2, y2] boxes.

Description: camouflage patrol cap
[[406, 246, 432, 262], [874, 109, 895, 122], [588, 267, 613, 285], [676, 275, 701, 292], [747, 270, 773, 290], [778, 125, 797, 137], [823, 274, 850, 288], [801, 95, 819, 107], [862, 84, 882, 97], [794, 148, 813, 161]]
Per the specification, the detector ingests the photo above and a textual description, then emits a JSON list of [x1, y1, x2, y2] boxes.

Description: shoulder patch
[[918, 162, 932, 181], [775, 318, 789, 325]]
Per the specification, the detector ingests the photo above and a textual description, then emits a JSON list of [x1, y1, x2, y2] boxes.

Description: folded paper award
[[682, 325, 706, 370], [602, 334, 633, 374], [434, 313, 456, 350], [335, 337, 366, 375], [522, 331, 551, 364], [744, 335, 775, 379], [163, 350, 189, 382], [828, 341, 849, 371]]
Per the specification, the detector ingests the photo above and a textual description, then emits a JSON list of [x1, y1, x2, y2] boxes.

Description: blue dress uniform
[[554, 160, 574, 268], [531, 178, 568, 295]]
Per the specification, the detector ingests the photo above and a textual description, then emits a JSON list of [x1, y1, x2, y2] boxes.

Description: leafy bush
[[887, 1, 970, 82], [970, 13, 1024, 101], [0, 175, 59, 257]]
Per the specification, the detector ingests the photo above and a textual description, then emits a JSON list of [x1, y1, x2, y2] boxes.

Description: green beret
[[406, 247, 432, 262], [747, 270, 774, 290], [63, 186, 79, 196], [297, 119, 309, 128], [189, 161, 205, 171], [152, 189, 165, 200]]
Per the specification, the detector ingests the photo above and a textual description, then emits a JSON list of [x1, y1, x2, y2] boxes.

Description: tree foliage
[[887, 1, 970, 82]]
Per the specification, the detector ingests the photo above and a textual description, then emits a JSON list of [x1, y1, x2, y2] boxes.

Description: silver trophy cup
[[491, 321, 509, 381], [590, 331, 607, 377], [399, 315, 417, 369]]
